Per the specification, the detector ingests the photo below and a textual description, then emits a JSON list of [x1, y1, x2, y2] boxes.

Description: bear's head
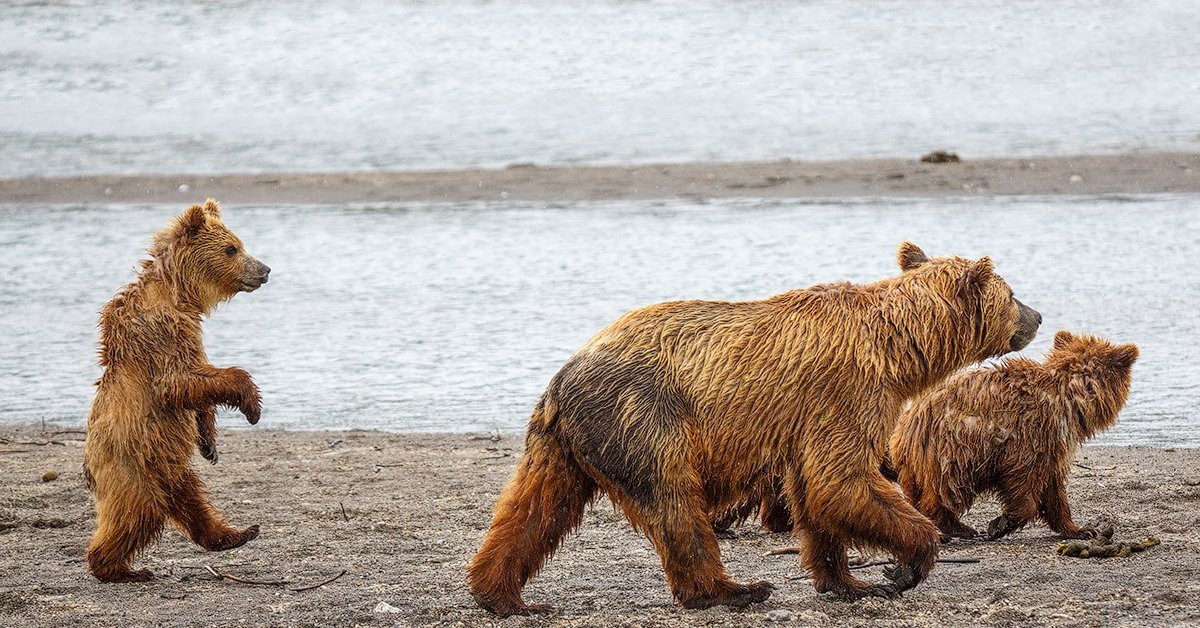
[[892, 241, 1041, 364], [1045, 330, 1139, 437], [148, 199, 270, 313], [1047, 330, 1139, 373]]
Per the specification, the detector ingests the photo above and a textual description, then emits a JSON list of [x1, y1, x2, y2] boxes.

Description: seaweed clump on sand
[[1056, 522, 1160, 558]]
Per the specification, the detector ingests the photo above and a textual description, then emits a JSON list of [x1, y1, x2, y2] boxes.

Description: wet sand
[[1, 153, 1197, 204], [1, 423, 1198, 627]]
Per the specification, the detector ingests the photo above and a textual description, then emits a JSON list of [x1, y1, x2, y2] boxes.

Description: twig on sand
[[0, 449, 33, 454], [1074, 462, 1117, 471], [340, 502, 350, 522], [204, 565, 348, 591], [205, 565, 290, 586], [290, 570, 348, 592], [764, 546, 802, 556], [0, 438, 66, 446], [848, 560, 898, 570]]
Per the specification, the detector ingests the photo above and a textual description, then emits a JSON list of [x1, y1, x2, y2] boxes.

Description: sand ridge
[[1, 153, 1197, 205]]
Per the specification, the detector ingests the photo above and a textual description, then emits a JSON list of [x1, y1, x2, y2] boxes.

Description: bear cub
[[83, 200, 270, 582], [889, 331, 1138, 542]]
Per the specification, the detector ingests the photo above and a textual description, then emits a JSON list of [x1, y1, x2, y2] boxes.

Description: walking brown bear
[[82, 199, 270, 582], [467, 242, 1042, 615], [889, 331, 1138, 541]]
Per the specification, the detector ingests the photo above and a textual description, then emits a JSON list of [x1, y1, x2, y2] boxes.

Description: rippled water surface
[[0, 196, 1197, 445], [1, 0, 1197, 177]]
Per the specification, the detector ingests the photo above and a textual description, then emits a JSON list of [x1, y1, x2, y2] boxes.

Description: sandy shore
[[1, 153, 1197, 205], [1, 424, 1198, 627]]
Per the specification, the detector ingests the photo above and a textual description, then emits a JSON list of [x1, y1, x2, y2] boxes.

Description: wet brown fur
[[82, 200, 271, 583], [467, 242, 1041, 615], [890, 331, 1137, 541]]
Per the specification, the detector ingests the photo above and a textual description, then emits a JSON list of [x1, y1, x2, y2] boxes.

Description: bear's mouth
[[1009, 328, 1037, 351], [240, 275, 268, 292]]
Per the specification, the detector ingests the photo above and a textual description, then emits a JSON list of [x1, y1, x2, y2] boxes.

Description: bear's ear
[[1110, 343, 1139, 369], [962, 256, 994, 293], [897, 241, 929, 271], [202, 198, 221, 218], [178, 203, 208, 239], [1053, 330, 1074, 351]]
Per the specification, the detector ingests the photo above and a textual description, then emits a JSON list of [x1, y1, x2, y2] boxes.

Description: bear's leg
[[902, 470, 977, 541], [800, 527, 887, 598], [166, 470, 259, 551], [914, 492, 977, 541], [623, 470, 771, 609], [87, 491, 164, 583], [711, 499, 756, 538], [758, 491, 792, 533], [810, 472, 939, 597], [789, 473, 897, 599], [1038, 476, 1090, 539], [467, 431, 596, 617]]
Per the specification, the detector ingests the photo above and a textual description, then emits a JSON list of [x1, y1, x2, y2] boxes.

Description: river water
[[0, 196, 1196, 445], [1, 0, 1198, 177]]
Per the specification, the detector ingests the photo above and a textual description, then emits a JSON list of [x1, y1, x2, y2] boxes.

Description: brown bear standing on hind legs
[[468, 242, 1042, 615], [889, 330, 1138, 542], [82, 199, 270, 583]]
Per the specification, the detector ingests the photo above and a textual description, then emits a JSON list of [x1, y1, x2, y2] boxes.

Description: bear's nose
[[1036, 311, 1042, 325]]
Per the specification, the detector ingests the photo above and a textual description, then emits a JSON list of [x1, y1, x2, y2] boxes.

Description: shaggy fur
[[889, 331, 1138, 541], [82, 200, 271, 583], [467, 242, 1042, 615]]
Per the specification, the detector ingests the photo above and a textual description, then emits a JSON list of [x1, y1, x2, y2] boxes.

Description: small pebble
[[42, 470, 58, 482], [767, 609, 794, 622], [178, 184, 191, 192], [1069, 174, 1083, 183], [373, 601, 401, 614]]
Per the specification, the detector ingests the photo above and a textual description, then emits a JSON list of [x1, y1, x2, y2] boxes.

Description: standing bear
[[83, 200, 270, 582], [889, 330, 1138, 541], [468, 242, 1041, 615]]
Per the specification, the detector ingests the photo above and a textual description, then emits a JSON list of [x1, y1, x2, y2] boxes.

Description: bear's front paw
[[241, 402, 261, 425], [986, 514, 1025, 540], [237, 386, 262, 425]]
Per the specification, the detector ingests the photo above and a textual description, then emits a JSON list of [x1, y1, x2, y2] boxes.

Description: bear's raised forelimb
[[159, 366, 261, 424]]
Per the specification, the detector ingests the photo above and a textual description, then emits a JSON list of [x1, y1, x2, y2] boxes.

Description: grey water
[[0, 196, 1196, 445], [1, 0, 1198, 178]]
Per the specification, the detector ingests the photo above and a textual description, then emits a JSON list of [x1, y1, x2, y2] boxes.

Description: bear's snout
[[240, 259, 271, 292], [1009, 298, 1040, 351]]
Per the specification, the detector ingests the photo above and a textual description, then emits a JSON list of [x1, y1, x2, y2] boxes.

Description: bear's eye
[[224, 245, 238, 256]]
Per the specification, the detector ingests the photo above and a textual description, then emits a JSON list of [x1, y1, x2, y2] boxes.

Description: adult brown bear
[[83, 200, 270, 582], [468, 242, 1041, 615], [889, 331, 1138, 541]]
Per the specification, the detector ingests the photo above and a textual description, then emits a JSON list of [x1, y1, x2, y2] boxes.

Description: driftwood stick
[[340, 502, 350, 522], [290, 570, 348, 592]]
